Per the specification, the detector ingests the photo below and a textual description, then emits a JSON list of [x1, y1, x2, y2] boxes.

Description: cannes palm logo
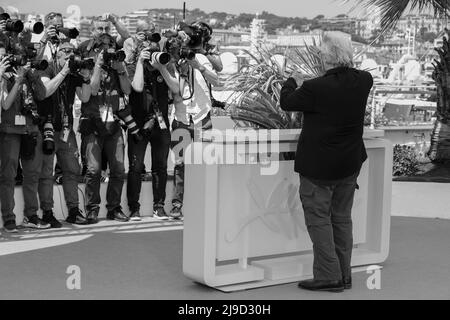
[[225, 178, 306, 242]]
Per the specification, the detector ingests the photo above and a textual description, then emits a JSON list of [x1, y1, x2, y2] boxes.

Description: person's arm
[[280, 77, 315, 112], [36, 26, 57, 60], [158, 66, 180, 95], [113, 62, 131, 95], [28, 69, 47, 102], [131, 49, 149, 92], [75, 69, 92, 103], [90, 52, 104, 95], [188, 55, 219, 86], [3, 66, 29, 111], [105, 13, 130, 46], [40, 62, 70, 99], [149, 59, 179, 95]]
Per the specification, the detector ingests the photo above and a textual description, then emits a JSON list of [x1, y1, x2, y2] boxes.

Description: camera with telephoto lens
[[116, 105, 143, 142], [6, 54, 49, 71], [23, 21, 44, 34], [0, 13, 24, 33], [42, 116, 55, 155], [68, 55, 95, 73], [103, 49, 126, 66]]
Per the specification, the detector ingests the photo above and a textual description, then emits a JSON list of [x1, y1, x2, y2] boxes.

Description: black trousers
[[127, 127, 171, 211], [299, 172, 359, 281]]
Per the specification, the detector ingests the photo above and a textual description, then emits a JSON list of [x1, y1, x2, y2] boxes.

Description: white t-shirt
[[174, 53, 214, 125]]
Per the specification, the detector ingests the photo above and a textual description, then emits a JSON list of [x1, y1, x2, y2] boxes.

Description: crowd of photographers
[[0, 8, 223, 233]]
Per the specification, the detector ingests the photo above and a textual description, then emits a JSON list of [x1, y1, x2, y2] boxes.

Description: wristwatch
[[83, 78, 91, 85], [117, 70, 126, 76]]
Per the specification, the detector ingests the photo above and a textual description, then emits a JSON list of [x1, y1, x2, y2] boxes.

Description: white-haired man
[[280, 32, 373, 293]]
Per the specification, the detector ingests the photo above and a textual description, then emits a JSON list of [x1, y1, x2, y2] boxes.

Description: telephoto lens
[[151, 52, 170, 65], [117, 106, 143, 142], [0, 13, 24, 33], [43, 116, 55, 155], [24, 21, 44, 34]]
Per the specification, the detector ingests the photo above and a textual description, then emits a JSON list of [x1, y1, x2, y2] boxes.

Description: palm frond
[[343, 0, 450, 34]]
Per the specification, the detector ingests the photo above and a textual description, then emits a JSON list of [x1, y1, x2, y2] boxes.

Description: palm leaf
[[344, 0, 450, 34]]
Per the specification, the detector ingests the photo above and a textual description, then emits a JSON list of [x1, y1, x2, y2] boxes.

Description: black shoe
[[86, 210, 99, 225], [22, 215, 51, 229], [107, 208, 129, 222], [169, 205, 183, 220], [298, 279, 344, 293], [129, 210, 142, 222], [42, 210, 63, 228], [66, 208, 89, 225], [153, 206, 169, 220], [343, 276, 352, 289], [3, 220, 18, 233]]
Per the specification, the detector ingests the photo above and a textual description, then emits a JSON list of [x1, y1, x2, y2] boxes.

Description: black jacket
[[280, 67, 373, 180]]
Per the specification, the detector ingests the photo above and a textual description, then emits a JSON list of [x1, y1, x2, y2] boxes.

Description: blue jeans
[[38, 130, 81, 211], [0, 133, 43, 223], [127, 127, 170, 211], [82, 131, 125, 213]]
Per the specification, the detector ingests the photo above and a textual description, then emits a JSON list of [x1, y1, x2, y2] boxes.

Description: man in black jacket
[[280, 32, 373, 293]]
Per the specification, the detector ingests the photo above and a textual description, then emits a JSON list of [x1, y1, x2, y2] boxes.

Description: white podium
[[182, 129, 392, 292]]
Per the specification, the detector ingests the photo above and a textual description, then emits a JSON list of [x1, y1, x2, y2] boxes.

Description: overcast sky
[[6, 0, 356, 18]]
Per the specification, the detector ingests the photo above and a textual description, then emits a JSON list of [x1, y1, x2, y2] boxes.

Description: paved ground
[[0, 216, 449, 300]]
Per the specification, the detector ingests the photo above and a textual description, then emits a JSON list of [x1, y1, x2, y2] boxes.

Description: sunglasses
[[59, 48, 74, 54]]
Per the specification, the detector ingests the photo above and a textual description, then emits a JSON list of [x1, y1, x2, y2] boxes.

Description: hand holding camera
[[60, 60, 71, 77], [41, 25, 57, 43], [0, 20, 6, 33], [0, 56, 10, 78], [16, 64, 31, 85], [138, 48, 151, 64], [102, 13, 117, 24]]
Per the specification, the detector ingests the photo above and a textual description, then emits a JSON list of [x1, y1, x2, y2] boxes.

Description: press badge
[[99, 105, 115, 123], [156, 111, 167, 130], [15, 115, 26, 126]]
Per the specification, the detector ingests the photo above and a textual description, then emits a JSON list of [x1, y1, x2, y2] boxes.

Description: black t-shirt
[[128, 69, 169, 129], [37, 64, 83, 131]]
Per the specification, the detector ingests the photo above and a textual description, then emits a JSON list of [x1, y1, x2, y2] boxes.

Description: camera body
[[0, 13, 24, 33], [68, 55, 95, 73], [5, 45, 48, 71], [103, 49, 126, 66]]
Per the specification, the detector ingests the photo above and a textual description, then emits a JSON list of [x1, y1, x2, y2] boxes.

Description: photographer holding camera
[[166, 22, 219, 219], [190, 22, 223, 73], [0, 41, 50, 233], [79, 46, 131, 224], [36, 42, 93, 227], [79, 14, 130, 59], [124, 33, 176, 221], [37, 12, 80, 62]]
